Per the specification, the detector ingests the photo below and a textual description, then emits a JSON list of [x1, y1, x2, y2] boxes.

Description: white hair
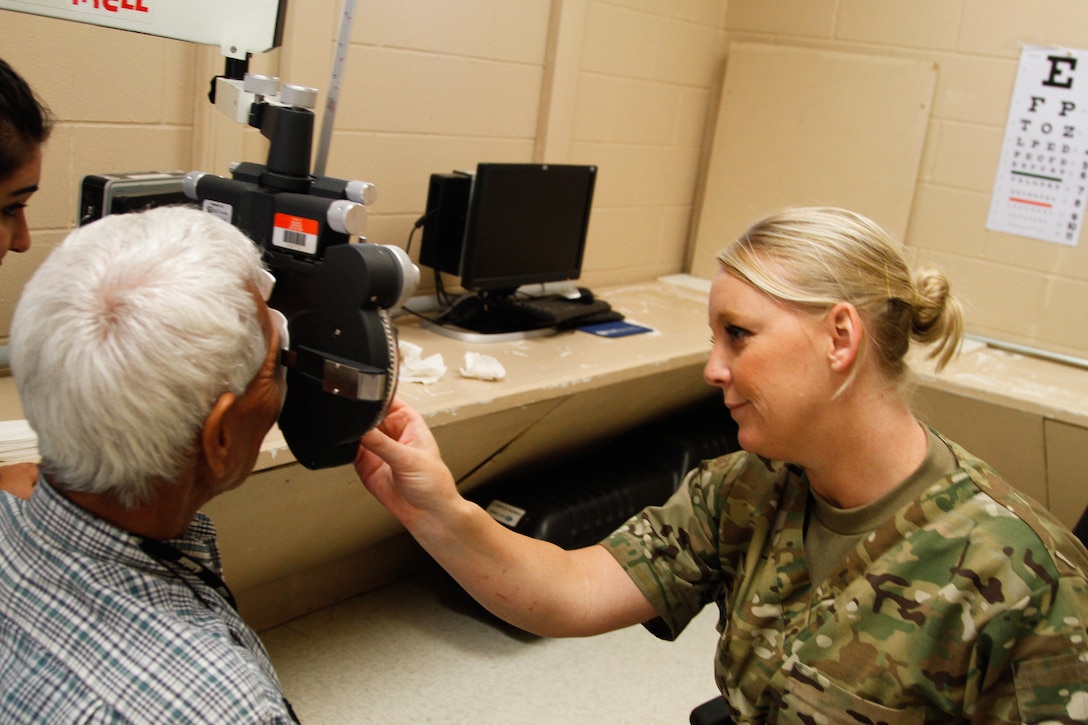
[[11, 206, 268, 508]]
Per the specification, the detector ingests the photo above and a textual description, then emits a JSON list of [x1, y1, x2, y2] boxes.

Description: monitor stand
[[419, 293, 558, 343]]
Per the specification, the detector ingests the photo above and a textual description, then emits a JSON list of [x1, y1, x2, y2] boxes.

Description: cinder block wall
[[0, 12, 199, 336], [6, 1, 1088, 357], [7, 1, 1083, 360], [724, 0, 1088, 360], [0, 0, 729, 339]]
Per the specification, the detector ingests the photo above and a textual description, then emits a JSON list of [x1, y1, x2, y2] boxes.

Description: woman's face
[[703, 270, 837, 461], [0, 144, 41, 265]]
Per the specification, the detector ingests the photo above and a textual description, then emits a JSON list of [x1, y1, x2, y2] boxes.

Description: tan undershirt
[[804, 427, 957, 587]]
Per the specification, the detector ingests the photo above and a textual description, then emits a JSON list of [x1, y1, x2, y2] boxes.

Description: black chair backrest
[[1074, 504, 1088, 549]]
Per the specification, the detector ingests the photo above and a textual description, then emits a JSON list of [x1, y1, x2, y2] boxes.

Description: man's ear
[[200, 391, 238, 479], [827, 302, 863, 373]]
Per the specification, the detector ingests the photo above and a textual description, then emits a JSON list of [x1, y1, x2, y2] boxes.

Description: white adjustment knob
[[243, 73, 280, 97], [182, 171, 206, 201], [280, 84, 319, 109], [345, 180, 378, 206], [327, 200, 368, 236]]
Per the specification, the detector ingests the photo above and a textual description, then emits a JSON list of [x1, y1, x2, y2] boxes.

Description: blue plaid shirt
[[0, 478, 296, 723]]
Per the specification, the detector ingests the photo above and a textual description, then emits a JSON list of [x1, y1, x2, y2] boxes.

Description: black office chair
[[1074, 503, 1088, 549], [466, 396, 740, 550], [690, 695, 731, 725]]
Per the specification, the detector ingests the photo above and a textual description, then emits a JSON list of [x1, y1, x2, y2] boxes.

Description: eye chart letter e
[[987, 47, 1088, 246]]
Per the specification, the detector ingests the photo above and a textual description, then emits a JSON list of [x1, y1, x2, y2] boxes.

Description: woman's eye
[[711, 325, 751, 346], [725, 325, 750, 342], [3, 203, 27, 218]]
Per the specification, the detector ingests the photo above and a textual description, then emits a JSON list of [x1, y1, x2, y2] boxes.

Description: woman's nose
[[703, 351, 730, 388], [9, 211, 31, 254]]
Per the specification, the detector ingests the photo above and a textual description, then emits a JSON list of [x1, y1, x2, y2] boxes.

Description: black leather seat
[[1074, 504, 1088, 549], [690, 695, 731, 725]]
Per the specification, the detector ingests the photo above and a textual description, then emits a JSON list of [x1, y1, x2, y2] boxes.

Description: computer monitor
[[419, 164, 596, 290], [459, 163, 596, 294], [418, 162, 597, 340]]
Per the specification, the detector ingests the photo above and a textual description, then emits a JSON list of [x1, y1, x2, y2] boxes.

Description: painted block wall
[[0, 0, 729, 339], [724, 0, 1088, 361], [5, 2, 1088, 358], [0, 11, 200, 337]]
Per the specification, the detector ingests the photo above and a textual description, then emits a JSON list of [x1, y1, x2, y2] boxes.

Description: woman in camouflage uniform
[[356, 207, 1088, 723]]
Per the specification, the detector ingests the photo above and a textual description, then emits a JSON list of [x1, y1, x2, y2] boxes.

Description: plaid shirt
[[0, 478, 296, 723]]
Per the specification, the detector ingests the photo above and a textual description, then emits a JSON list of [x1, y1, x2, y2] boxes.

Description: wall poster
[[987, 46, 1088, 246]]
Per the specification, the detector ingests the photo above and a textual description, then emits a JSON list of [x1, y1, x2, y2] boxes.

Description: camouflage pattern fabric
[[603, 429, 1088, 723]]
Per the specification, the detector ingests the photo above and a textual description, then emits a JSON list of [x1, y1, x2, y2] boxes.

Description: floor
[[262, 565, 722, 724]]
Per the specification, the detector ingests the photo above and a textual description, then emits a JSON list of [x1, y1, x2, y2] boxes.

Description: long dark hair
[[0, 57, 52, 180]]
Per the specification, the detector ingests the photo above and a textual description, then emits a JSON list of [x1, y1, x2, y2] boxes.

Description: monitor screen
[[458, 163, 597, 294]]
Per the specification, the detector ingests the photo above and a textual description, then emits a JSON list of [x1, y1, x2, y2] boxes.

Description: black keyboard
[[498, 295, 618, 326]]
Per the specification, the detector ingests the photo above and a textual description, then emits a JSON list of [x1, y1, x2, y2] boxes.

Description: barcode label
[[280, 229, 309, 248], [272, 213, 319, 255]]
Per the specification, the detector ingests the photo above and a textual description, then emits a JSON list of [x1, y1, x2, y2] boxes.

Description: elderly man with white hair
[[0, 206, 298, 723]]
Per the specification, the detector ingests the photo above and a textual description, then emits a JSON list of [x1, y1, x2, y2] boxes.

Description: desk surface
[[394, 277, 713, 424], [0, 277, 716, 470], [6, 274, 1088, 464], [908, 338, 1088, 429]]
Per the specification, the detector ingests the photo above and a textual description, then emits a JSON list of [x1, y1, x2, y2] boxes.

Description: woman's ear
[[200, 391, 238, 479], [827, 302, 863, 373]]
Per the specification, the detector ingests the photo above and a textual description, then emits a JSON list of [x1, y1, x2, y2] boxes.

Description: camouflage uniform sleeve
[[1007, 574, 1088, 722], [946, 447, 1088, 722], [601, 451, 779, 640], [967, 529, 1088, 722]]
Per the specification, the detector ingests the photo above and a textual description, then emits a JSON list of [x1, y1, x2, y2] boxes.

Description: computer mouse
[[562, 287, 595, 303]]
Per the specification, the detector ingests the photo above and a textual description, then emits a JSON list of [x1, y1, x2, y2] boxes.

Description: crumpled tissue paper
[[459, 351, 506, 381], [398, 341, 447, 384]]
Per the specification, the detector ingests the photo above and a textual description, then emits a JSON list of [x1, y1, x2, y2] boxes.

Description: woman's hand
[[354, 396, 657, 637], [354, 397, 460, 528]]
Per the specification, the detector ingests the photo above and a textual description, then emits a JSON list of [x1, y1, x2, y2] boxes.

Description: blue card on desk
[[578, 320, 655, 338]]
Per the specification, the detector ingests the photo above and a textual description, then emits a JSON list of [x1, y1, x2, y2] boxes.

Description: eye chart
[[987, 46, 1088, 246]]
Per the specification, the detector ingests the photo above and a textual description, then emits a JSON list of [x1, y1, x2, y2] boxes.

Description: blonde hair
[[717, 207, 964, 383]]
